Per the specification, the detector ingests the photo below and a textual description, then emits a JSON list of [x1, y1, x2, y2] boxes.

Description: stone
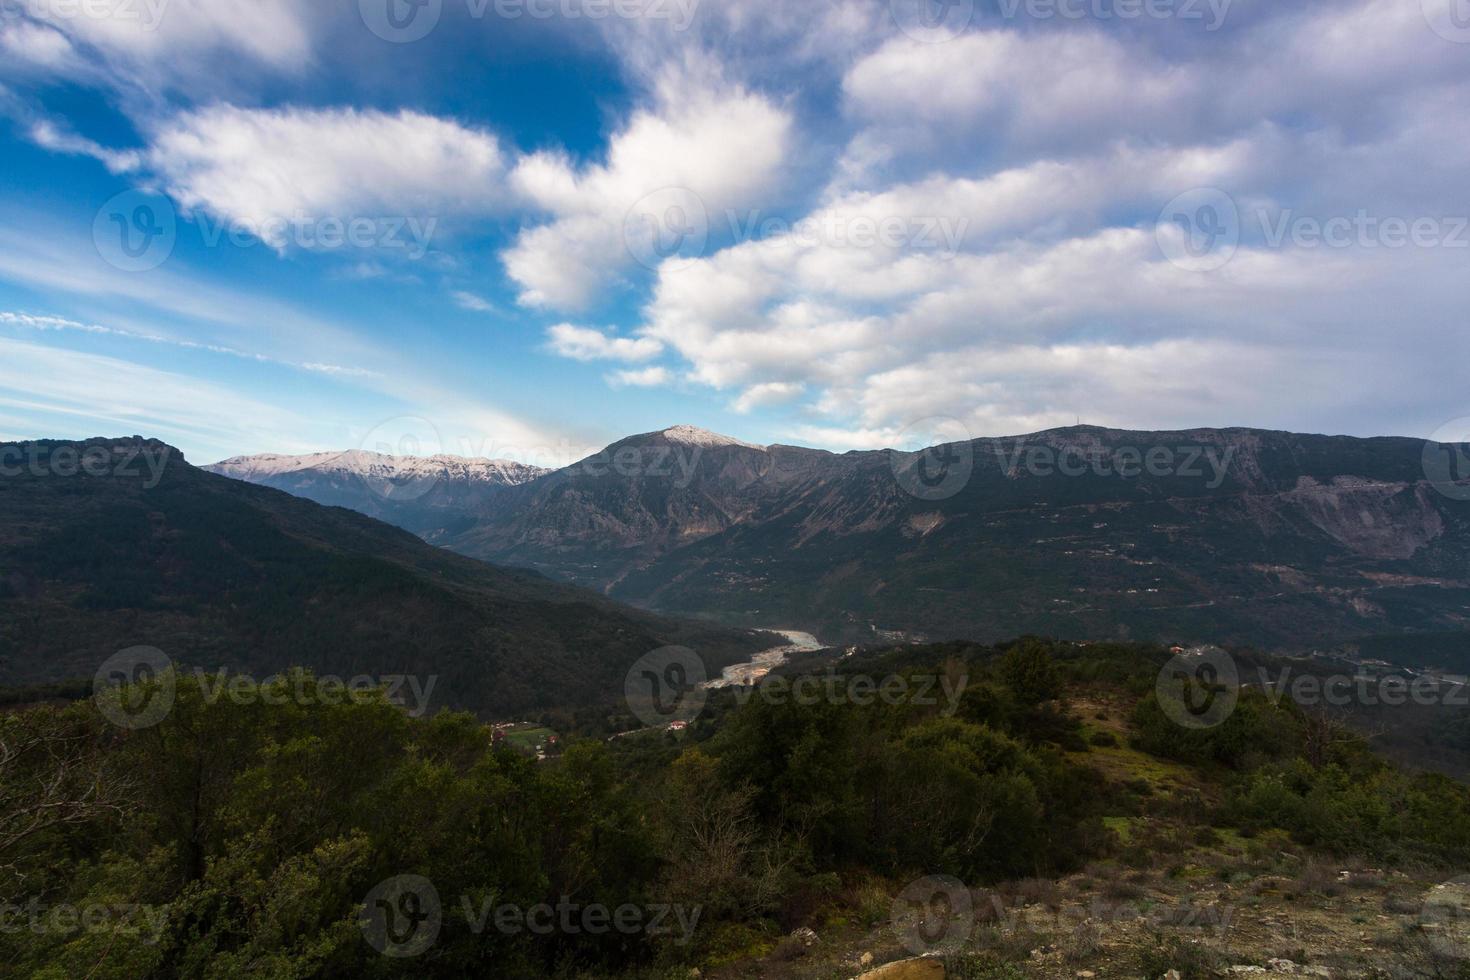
[[855, 957, 945, 980]]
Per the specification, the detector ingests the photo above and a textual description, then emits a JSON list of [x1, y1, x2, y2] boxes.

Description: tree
[[0, 704, 134, 900], [999, 640, 1063, 706]]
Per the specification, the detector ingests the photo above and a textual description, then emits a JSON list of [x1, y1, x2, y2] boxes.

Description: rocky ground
[[691, 697, 1470, 980]]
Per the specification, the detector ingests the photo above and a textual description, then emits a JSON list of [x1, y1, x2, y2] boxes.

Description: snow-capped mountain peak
[[656, 425, 766, 450], [206, 450, 548, 485]]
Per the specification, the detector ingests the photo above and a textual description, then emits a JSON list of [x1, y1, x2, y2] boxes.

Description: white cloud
[[607, 366, 673, 388], [452, 291, 497, 313], [0, 334, 317, 460], [545, 323, 663, 362], [22, 0, 313, 84], [28, 118, 141, 172], [0, 220, 581, 458], [844, 30, 1196, 156], [731, 381, 802, 413], [503, 74, 794, 310], [0, 311, 377, 378], [144, 105, 507, 248], [0, 20, 77, 70], [572, 0, 1470, 445]]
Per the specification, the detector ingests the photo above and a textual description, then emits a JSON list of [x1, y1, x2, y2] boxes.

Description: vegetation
[[1, 638, 1468, 977], [0, 439, 767, 719]]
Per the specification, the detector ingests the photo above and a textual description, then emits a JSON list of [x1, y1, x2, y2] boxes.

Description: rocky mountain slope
[[444, 425, 1470, 650], [203, 448, 547, 539], [0, 437, 766, 717], [205, 424, 1470, 651]]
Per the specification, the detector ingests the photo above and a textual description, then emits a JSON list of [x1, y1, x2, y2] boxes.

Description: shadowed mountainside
[[0, 437, 769, 717]]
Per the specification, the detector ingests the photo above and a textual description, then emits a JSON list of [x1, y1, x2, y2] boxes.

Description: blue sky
[[1, 0, 1468, 465]]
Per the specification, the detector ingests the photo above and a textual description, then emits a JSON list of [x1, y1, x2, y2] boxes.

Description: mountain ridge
[[0, 436, 770, 717], [186, 423, 1470, 651]]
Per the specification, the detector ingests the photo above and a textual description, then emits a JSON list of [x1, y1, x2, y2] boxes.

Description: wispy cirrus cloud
[[0, 311, 378, 378]]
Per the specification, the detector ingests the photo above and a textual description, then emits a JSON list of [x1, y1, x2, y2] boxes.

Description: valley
[[211, 424, 1470, 655]]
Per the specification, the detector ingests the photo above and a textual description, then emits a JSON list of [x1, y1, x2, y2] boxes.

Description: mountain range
[[209, 424, 1470, 652], [204, 448, 547, 539], [0, 437, 768, 717]]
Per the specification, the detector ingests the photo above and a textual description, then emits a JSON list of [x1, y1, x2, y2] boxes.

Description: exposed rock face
[[440, 425, 1470, 650], [204, 449, 547, 539], [210, 424, 1470, 651]]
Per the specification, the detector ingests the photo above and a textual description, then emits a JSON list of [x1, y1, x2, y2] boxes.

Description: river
[[702, 629, 824, 688]]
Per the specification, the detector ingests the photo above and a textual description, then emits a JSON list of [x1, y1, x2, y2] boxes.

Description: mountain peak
[[205, 450, 548, 484], [656, 425, 766, 450]]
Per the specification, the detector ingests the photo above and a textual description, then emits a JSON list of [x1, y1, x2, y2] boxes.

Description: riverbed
[[703, 629, 824, 688]]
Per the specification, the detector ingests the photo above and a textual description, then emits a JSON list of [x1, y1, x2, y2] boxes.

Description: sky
[[0, 0, 1467, 466]]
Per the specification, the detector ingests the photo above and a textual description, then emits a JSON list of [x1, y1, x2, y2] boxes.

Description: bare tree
[[0, 706, 135, 898]]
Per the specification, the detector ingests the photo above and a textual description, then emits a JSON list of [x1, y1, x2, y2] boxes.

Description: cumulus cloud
[[732, 381, 803, 413], [545, 323, 663, 362], [844, 30, 1198, 158], [607, 366, 673, 388], [143, 105, 507, 249], [564, 0, 1470, 442], [7, 0, 1466, 448], [503, 72, 794, 310]]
